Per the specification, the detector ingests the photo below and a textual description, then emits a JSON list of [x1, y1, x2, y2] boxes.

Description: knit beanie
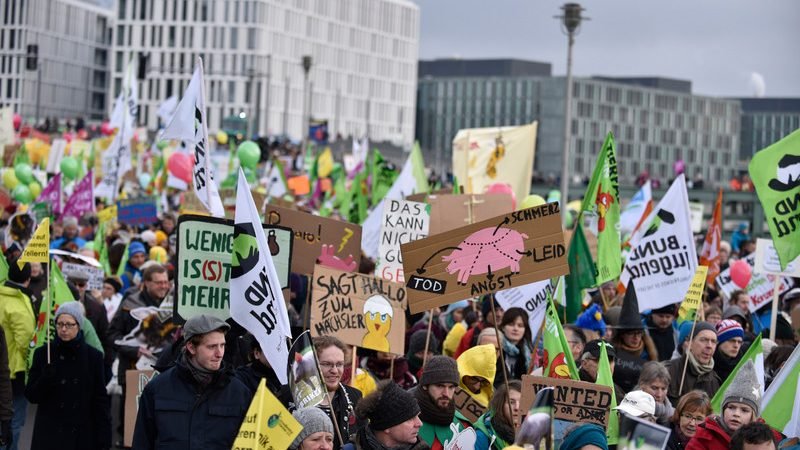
[[716, 319, 744, 345], [722, 360, 761, 417], [55, 301, 85, 328], [689, 321, 716, 341], [129, 241, 147, 256], [359, 381, 421, 431], [289, 408, 334, 450], [560, 423, 609, 450], [420, 355, 459, 387], [408, 330, 438, 356]]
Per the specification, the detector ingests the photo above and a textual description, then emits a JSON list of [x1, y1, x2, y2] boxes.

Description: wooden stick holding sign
[[490, 293, 516, 431]]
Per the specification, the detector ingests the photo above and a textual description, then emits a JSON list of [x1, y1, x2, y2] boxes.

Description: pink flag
[[62, 170, 95, 219], [36, 173, 62, 216]]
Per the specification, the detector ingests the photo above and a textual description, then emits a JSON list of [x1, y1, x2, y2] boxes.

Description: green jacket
[[419, 410, 471, 450], [473, 411, 511, 450], [0, 284, 35, 378]]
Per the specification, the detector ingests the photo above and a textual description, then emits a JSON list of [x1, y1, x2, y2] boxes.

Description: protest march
[[0, 54, 798, 450]]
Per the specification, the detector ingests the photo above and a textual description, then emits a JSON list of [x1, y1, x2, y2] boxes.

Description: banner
[[688, 202, 704, 234], [519, 376, 613, 426], [677, 266, 708, 323], [62, 170, 94, 219], [287, 331, 326, 409], [716, 253, 793, 313], [264, 204, 361, 275], [18, 218, 49, 268], [452, 122, 537, 203], [117, 196, 158, 226], [36, 173, 61, 217], [427, 193, 514, 235], [753, 238, 800, 276], [124, 370, 157, 447], [175, 215, 293, 322], [376, 199, 429, 283], [61, 262, 104, 291], [621, 175, 697, 312], [401, 203, 568, 314], [311, 265, 407, 355], [232, 379, 302, 450], [618, 414, 671, 450], [495, 279, 553, 342]]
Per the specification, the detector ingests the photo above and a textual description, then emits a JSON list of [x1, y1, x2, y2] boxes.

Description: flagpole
[[678, 313, 700, 397], [421, 309, 434, 370], [490, 293, 515, 431], [46, 257, 51, 364], [769, 276, 780, 341], [350, 346, 358, 386]]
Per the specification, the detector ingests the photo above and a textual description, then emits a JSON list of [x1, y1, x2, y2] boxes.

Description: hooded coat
[[686, 416, 782, 450], [456, 344, 496, 407], [0, 282, 35, 378]]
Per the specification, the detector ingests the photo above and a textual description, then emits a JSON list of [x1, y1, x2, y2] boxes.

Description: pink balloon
[[12, 114, 22, 131], [730, 259, 752, 288], [100, 121, 114, 136], [486, 183, 516, 209], [167, 152, 194, 183], [62, 132, 73, 143]]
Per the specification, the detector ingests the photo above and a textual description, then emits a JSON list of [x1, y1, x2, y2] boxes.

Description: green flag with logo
[[748, 128, 800, 271], [580, 132, 621, 284]]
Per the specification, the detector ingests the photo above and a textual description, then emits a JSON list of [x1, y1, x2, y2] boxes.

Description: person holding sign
[[665, 322, 721, 405]]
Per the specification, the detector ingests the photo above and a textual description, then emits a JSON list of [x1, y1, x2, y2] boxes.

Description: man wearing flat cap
[[132, 314, 251, 449]]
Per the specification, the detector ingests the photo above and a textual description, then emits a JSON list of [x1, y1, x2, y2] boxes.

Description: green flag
[[748, 128, 800, 271], [761, 343, 800, 431], [28, 263, 76, 368], [0, 252, 8, 283], [370, 150, 398, 205], [542, 290, 579, 380], [711, 334, 763, 413], [580, 133, 621, 284], [565, 223, 596, 322], [116, 242, 130, 277], [410, 142, 429, 195], [597, 340, 619, 445]]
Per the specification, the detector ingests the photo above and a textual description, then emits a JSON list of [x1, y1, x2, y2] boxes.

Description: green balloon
[[14, 163, 34, 185], [12, 184, 32, 204], [237, 141, 260, 170], [60, 157, 80, 181]]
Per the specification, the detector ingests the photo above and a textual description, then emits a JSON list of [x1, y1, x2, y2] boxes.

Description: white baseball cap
[[613, 390, 656, 417]]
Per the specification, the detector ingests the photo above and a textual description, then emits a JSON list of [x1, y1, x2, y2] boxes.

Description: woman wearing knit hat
[[25, 301, 111, 450], [685, 361, 782, 450], [349, 380, 428, 450], [290, 408, 335, 450], [713, 319, 745, 383]]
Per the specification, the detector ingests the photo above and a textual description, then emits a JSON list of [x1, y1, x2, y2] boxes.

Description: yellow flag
[[233, 379, 302, 450], [97, 205, 118, 224], [678, 265, 708, 323], [18, 218, 50, 268], [317, 148, 334, 178]]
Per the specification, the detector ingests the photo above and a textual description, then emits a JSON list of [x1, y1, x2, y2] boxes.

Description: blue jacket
[[132, 356, 251, 450]]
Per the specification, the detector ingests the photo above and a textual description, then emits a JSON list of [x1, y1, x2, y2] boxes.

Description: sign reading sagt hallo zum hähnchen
[[400, 202, 568, 314]]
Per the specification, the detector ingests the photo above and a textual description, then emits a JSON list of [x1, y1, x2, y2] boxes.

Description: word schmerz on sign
[[453, 387, 487, 423], [264, 204, 362, 275], [310, 265, 407, 355], [116, 197, 158, 226], [519, 376, 613, 427], [376, 199, 430, 283], [401, 203, 568, 314], [174, 214, 293, 323]]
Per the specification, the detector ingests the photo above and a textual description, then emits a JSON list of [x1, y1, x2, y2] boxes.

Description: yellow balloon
[[520, 194, 546, 210], [2, 169, 19, 189], [28, 181, 42, 198], [216, 130, 229, 145]]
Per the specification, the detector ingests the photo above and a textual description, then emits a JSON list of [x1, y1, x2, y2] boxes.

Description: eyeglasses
[[464, 376, 490, 387], [681, 413, 705, 423], [56, 322, 78, 329], [319, 361, 345, 370]]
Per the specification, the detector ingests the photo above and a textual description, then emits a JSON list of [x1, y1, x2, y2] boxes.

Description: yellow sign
[[232, 379, 302, 450], [678, 265, 708, 322], [18, 218, 50, 268], [97, 205, 118, 224]]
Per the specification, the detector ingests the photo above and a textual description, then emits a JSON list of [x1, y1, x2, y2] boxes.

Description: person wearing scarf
[[410, 356, 470, 450], [664, 322, 722, 406], [712, 320, 744, 383], [347, 380, 429, 450], [474, 380, 521, 450], [497, 308, 532, 382]]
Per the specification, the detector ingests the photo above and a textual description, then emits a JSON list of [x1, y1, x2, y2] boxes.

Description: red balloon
[[167, 152, 194, 184], [100, 121, 114, 136], [730, 259, 752, 288], [12, 114, 22, 131], [486, 183, 517, 209]]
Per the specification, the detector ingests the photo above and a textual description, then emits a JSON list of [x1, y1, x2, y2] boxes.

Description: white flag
[[353, 136, 369, 166], [619, 181, 652, 237], [621, 174, 697, 312], [229, 169, 292, 384], [161, 58, 225, 217], [265, 163, 287, 199], [157, 95, 179, 124], [94, 129, 132, 201], [109, 58, 138, 142]]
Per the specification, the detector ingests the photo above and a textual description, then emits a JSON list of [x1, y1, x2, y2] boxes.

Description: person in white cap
[[614, 390, 657, 423]]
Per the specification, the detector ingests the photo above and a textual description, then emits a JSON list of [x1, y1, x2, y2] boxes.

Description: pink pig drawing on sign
[[442, 227, 529, 285]]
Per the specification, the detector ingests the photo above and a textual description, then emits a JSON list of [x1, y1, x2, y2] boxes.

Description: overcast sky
[[411, 0, 800, 98]]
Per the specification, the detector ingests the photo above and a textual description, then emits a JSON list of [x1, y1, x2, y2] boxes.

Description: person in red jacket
[[686, 361, 783, 450]]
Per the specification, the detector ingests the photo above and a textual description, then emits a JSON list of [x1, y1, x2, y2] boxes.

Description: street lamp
[[301, 55, 312, 150], [555, 3, 587, 226]]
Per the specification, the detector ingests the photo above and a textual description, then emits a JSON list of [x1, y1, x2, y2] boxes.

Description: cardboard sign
[[376, 199, 430, 283], [61, 262, 104, 291], [124, 369, 158, 447], [427, 193, 514, 235], [310, 265, 407, 355], [453, 387, 487, 423], [117, 197, 158, 226], [264, 204, 361, 275], [401, 203, 568, 314], [519, 375, 613, 427], [175, 215, 293, 322], [3, 143, 19, 167], [754, 238, 800, 276], [220, 188, 265, 220], [716, 253, 793, 313], [688, 201, 704, 234]]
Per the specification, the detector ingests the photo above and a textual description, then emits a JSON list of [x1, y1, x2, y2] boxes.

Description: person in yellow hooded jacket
[[456, 344, 497, 407]]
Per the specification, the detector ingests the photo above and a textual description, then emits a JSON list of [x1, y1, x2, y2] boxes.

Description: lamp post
[[301, 55, 312, 151], [556, 3, 586, 226]]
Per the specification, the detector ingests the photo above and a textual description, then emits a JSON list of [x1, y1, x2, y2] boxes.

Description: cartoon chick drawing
[[361, 295, 393, 352]]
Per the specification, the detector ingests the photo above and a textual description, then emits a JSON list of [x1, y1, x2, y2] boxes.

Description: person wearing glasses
[[666, 391, 712, 450], [25, 301, 111, 450], [456, 344, 497, 407], [664, 322, 721, 405]]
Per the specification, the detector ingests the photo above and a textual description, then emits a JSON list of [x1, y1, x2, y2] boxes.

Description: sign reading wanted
[[519, 375, 613, 427]]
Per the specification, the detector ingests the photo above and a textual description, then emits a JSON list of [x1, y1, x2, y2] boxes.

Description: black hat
[[583, 339, 616, 360], [358, 381, 421, 431], [651, 303, 677, 316], [7, 260, 31, 284], [104, 276, 123, 293], [614, 279, 644, 330], [408, 329, 438, 356], [419, 355, 459, 386]]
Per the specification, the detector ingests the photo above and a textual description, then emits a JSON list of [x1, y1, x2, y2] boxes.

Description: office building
[[735, 97, 800, 160]]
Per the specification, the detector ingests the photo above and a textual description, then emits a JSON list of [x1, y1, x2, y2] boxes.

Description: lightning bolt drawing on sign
[[339, 228, 354, 253]]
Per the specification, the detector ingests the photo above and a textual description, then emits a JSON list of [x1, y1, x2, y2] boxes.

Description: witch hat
[[615, 279, 645, 330]]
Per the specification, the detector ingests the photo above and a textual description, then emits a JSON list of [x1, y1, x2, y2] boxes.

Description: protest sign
[[617, 413, 672, 450], [97, 205, 117, 224], [678, 265, 708, 323], [232, 379, 302, 450], [376, 199, 429, 283], [716, 253, 792, 314], [427, 193, 514, 235], [443, 425, 478, 450], [495, 279, 553, 338], [401, 203, 568, 314], [117, 197, 158, 226], [287, 175, 311, 196], [0, 107, 13, 147], [688, 202, 704, 234], [287, 331, 326, 409], [2, 144, 18, 168], [453, 387, 487, 423], [754, 238, 800, 277], [124, 370, 158, 447], [519, 375, 613, 427], [310, 265, 407, 354], [61, 262, 104, 291], [264, 204, 361, 275], [29, 203, 51, 223], [175, 215, 293, 322]]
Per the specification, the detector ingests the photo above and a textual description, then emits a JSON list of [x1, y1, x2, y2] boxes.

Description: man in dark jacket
[[664, 321, 721, 406], [132, 314, 251, 449]]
